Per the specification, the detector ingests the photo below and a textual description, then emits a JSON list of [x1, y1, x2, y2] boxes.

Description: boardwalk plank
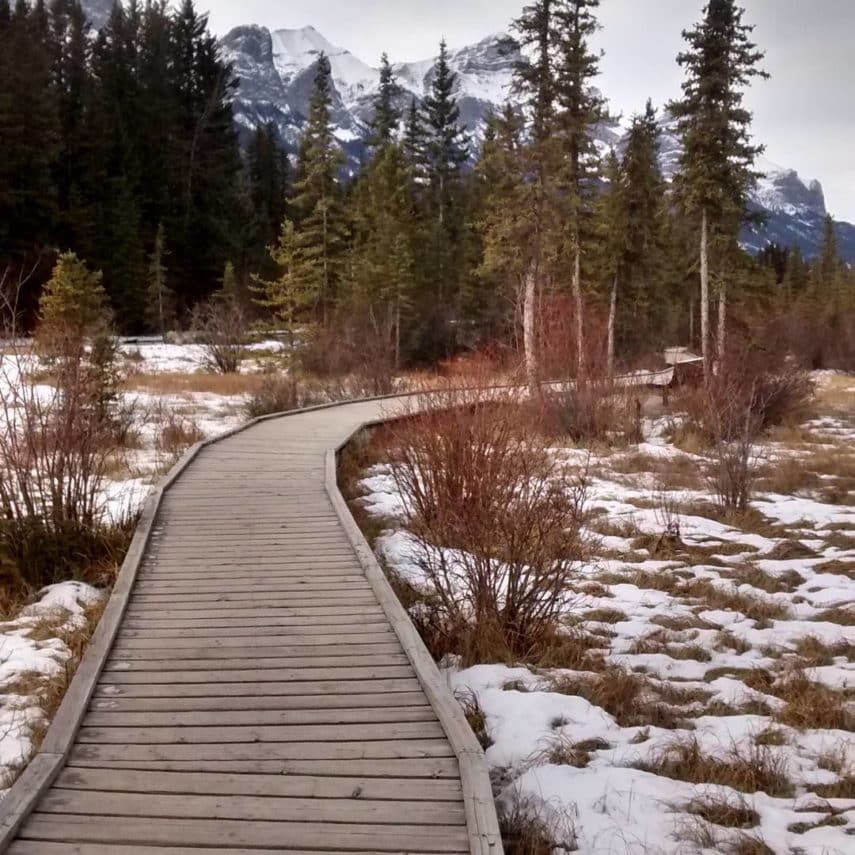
[[19, 816, 469, 852], [1, 395, 500, 855]]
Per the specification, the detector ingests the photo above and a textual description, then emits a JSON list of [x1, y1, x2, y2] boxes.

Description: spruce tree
[[506, 0, 565, 390], [553, 0, 608, 375], [419, 39, 470, 356], [0, 0, 59, 262], [147, 222, 174, 334], [347, 143, 416, 368], [671, 0, 768, 376], [619, 100, 668, 354], [287, 53, 346, 326], [368, 54, 403, 151]]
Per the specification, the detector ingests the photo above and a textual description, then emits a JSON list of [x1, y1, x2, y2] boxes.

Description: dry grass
[[686, 793, 759, 828], [723, 563, 806, 594], [537, 734, 610, 768], [499, 797, 571, 854], [677, 579, 791, 623], [551, 668, 691, 730], [813, 605, 855, 626], [793, 635, 854, 667], [633, 737, 794, 796], [123, 371, 267, 396], [455, 689, 493, 750], [4, 594, 107, 757], [754, 727, 789, 746], [774, 671, 852, 730]]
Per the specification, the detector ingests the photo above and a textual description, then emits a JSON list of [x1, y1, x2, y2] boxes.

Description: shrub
[[243, 374, 327, 419], [538, 376, 640, 444], [0, 255, 136, 594], [192, 292, 246, 374], [297, 316, 395, 397], [387, 387, 591, 661]]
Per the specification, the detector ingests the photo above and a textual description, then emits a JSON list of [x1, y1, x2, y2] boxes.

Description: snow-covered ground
[[0, 582, 106, 791], [357, 376, 855, 855]]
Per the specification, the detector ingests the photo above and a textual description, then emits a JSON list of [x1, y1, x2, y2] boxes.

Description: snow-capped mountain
[[220, 25, 520, 154], [76, 0, 853, 262]]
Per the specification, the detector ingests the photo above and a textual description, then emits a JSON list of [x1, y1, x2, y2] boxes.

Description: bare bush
[[192, 295, 246, 374], [244, 374, 327, 419], [387, 387, 591, 661], [297, 317, 396, 397], [681, 349, 815, 444]]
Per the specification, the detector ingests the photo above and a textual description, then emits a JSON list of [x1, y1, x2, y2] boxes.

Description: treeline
[[0, 0, 277, 331], [2, 0, 853, 374], [256, 0, 855, 377]]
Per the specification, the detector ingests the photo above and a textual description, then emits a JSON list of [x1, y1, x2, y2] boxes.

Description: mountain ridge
[[76, 2, 853, 262]]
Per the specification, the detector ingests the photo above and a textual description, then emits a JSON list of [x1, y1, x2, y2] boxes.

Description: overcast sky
[[202, 0, 854, 221]]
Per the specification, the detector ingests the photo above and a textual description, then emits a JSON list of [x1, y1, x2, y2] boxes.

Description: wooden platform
[[0, 398, 502, 854]]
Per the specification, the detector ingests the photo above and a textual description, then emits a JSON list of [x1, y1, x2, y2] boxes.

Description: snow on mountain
[[80, 7, 855, 261]]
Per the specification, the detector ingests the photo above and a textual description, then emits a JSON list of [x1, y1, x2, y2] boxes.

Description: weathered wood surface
[[0, 397, 503, 854]]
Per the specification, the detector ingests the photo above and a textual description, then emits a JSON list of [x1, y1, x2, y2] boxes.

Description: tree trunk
[[607, 273, 617, 377], [572, 226, 584, 377], [700, 207, 710, 382], [523, 264, 538, 397], [717, 283, 727, 370]]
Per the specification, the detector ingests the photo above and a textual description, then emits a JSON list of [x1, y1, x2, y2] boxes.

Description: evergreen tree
[[0, 0, 59, 264], [504, 0, 567, 389], [671, 0, 768, 376], [419, 39, 470, 357], [147, 222, 174, 333], [368, 54, 403, 150], [347, 143, 416, 367], [170, 0, 242, 304], [245, 121, 289, 272], [476, 105, 535, 378], [402, 97, 425, 171], [286, 53, 346, 325], [553, 0, 608, 374], [618, 100, 668, 353]]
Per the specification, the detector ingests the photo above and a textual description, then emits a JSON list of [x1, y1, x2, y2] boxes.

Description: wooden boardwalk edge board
[[0, 390, 505, 854]]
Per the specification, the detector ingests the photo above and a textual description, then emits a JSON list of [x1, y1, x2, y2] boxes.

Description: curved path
[[0, 397, 502, 854]]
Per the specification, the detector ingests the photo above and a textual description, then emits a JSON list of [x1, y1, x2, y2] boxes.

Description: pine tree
[[505, 0, 568, 390], [368, 54, 402, 150], [619, 100, 668, 353], [403, 97, 425, 170], [422, 40, 469, 231], [671, 0, 768, 376], [476, 105, 534, 379], [553, 0, 608, 375], [147, 222, 174, 334], [347, 143, 416, 368], [0, 0, 59, 263], [246, 121, 289, 272], [287, 53, 346, 325], [419, 39, 470, 356], [37, 251, 110, 362]]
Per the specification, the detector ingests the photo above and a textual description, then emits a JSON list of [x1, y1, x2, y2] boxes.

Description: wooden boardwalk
[[0, 398, 502, 854]]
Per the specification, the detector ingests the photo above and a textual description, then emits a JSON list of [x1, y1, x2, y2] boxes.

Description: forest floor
[[355, 372, 855, 855]]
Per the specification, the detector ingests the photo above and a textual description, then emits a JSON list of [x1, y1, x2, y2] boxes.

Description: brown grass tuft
[[774, 671, 852, 730], [633, 737, 793, 796]]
